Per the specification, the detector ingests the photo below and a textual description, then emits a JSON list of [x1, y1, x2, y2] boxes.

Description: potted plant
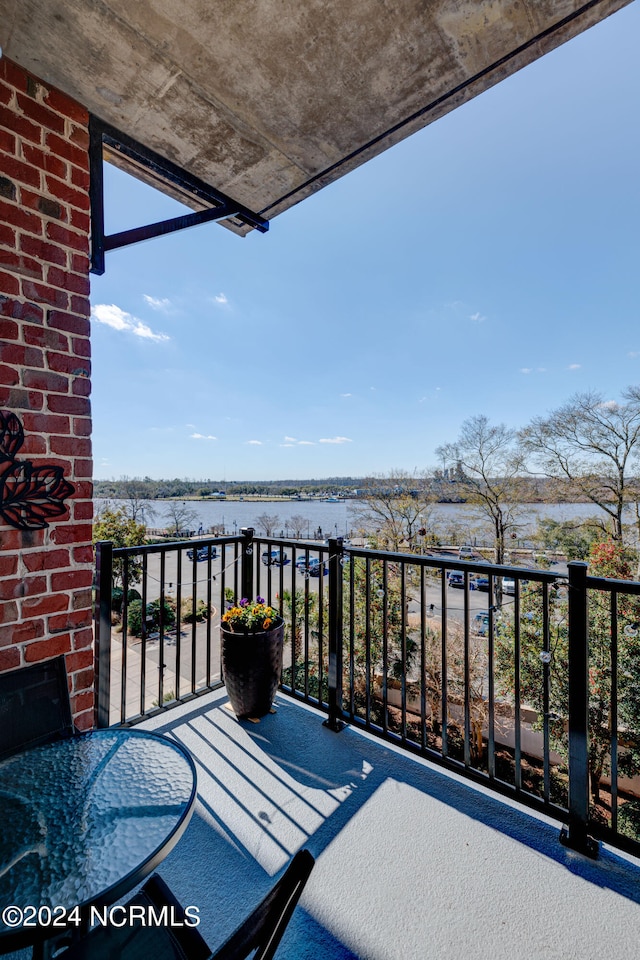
[[220, 597, 284, 719]]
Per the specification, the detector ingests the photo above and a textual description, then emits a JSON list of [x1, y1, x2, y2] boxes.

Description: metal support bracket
[[89, 115, 269, 275]]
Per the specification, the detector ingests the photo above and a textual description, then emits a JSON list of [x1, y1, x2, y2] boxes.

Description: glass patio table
[[0, 727, 197, 957]]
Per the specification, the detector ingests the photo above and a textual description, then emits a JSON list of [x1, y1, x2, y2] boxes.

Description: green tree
[[93, 505, 147, 590], [355, 472, 435, 552]]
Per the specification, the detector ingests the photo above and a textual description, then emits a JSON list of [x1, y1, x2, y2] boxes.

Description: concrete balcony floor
[[132, 689, 640, 960], [9, 689, 640, 959]]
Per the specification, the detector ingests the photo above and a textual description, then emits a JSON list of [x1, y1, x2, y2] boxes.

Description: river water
[[96, 498, 626, 545]]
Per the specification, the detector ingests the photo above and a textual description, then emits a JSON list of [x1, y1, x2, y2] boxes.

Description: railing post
[[561, 560, 599, 857], [324, 537, 345, 732], [94, 540, 113, 729], [240, 527, 254, 600]]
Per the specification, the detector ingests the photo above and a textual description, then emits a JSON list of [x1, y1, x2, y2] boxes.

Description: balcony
[[131, 686, 640, 960]]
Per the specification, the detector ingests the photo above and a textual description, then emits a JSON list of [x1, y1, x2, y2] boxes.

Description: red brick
[[72, 337, 91, 359], [0, 648, 21, 672], [44, 174, 89, 211], [20, 235, 68, 268], [47, 310, 90, 336], [0, 600, 18, 625], [73, 504, 93, 525], [0, 269, 20, 295], [1, 298, 44, 323], [0, 386, 44, 410], [0, 527, 44, 552], [51, 525, 92, 548], [46, 266, 90, 295], [51, 569, 93, 592], [50, 436, 91, 457], [21, 594, 70, 617], [69, 209, 90, 235], [72, 587, 93, 608], [72, 667, 94, 693], [70, 296, 90, 317], [45, 220, 88, 253], [70, 165, 90, 192], [0, 197, 42, 235], [20, 280, 68, 308], [73, 708, 94, 731], [72, 481, 93, 500], [22, 142, 68, 181], [23, 369, 69, 392], [0, 619, 44, 646], [16, 92, 67, 135], [0, 248, 43, 279], [24, 324, 68, 350], [68, 123, 90, 151], [43, 88, 88, 125], [44, 131, 88, 170], [0, 364, 19, 385], [0, 128, 16, 154], [0, 556, 18, 577], [0, 342, 44, 367], [65, 648, 93, 673], [72, 627, 94, 651], [72, 417, 92, 438], [21, 189, 66, 223], [22, 411, 70, 434], [20, 434, 47, 455], [0, 222, 16, 248], [71, 690, 94, 714], [1, 154, 41, 189], [0, 104, 41, 145], [71, 252, 90, 275], [0, 58, 29, 93], [47, 394, 89, 415], [0, 576, 47, 600], [22, 548, 71, 571], [24, 634, 71, 661], [0, 80, 12, 106], [73, 458, 92, 479], [47, 351, 90, 377], [49, 609, 92, 633], [72, 377, 91, 398], [0, 318, 19, 339]]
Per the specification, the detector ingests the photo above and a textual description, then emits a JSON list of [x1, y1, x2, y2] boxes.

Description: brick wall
[[0, 56, 93, 729]]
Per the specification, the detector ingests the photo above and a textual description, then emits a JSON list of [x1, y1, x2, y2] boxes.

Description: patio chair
[[58, 849, 315, 960], [0, 655, 74, 760]]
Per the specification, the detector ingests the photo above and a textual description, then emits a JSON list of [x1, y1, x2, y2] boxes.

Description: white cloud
[[190, 433, 217, 441], [91, 304, 170, 342], [599, 400, 619, 411], [284, 436, 297, 443], [520, 368, 532, 374], [629, 351, 640, 359], [319, 436, 352, 444], [340, 393, 352, 398], [470, 312, 486, 323], [568, 363, 582, 370], [298, 440, 315, 446], [247, 439, 263, 445], [144, 294, 171, 311], [214, 293, 228, 305]]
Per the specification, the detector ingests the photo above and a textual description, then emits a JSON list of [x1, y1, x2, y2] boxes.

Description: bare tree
[[520, 388, 640, 543], [119, 475, 156, 525], [165, 501, 198, 537], [354, 471, 435, 552], [436, 416, 525, 564], [255, 513, 281, 537], [289, 514, 309, 538]]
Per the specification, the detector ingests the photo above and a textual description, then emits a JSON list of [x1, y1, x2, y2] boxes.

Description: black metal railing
[[94, 530, 640, 860]]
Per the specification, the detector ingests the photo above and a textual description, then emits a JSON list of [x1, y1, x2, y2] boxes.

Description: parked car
[[447, 570, 480, 590], [474, 575, 490, 592], [502, 577, 528, 595], [473, 612, 490, 636], [187, 545, 217, 561], [261, 549, 289, 566], [307, 558, 328, 577]]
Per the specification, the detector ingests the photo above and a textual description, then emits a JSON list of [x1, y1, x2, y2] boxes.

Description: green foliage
[[534, 517, 603, 560], [180, 598, 210, 623], [127, 598, 176, 636], [111, 587, 141, 613], [93, 506, 147, 589]]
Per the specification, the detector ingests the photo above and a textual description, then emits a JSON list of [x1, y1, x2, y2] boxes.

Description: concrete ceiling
[[0, 0, 633, 235]]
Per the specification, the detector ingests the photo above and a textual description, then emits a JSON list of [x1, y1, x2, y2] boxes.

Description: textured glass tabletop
[[0, 728, 197, 948]]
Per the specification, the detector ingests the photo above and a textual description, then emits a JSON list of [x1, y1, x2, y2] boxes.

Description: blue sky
[[90, 3, 640, 482]]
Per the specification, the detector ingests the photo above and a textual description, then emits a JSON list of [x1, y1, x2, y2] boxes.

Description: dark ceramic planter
[[221, 617, 284, 718]]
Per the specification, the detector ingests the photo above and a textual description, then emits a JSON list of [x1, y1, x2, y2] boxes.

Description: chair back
[[0, 655, 74, 760]]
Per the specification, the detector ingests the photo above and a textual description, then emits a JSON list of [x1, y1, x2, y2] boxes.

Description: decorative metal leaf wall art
[[0, 411, 75, 530]]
